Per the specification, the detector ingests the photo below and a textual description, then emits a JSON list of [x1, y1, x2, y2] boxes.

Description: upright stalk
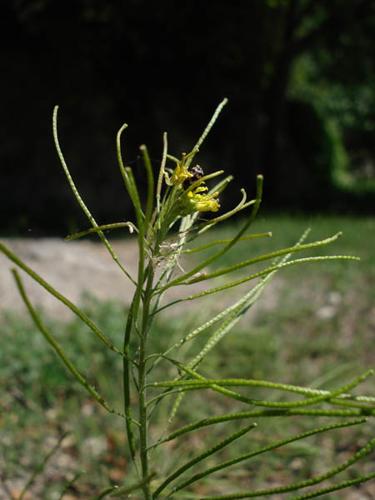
[[138, 266, 155, 499], [122, 218, 145, 467], [123, 298, 137, 464]]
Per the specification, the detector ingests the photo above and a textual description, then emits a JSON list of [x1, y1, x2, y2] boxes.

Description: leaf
[[109, 472, 156, 497], [13, 269, 123, 417], [153, 423, 257, 498], [174, 419, 366, 493], [185, 232, 344, 284], [160, 407, 375, 444], [53, 106, 135, 284], [199, 437, 375, 498], [290, 471, 375, 499], [66, 222, 137, 240], [0, 243, 121, 355], [153, 369, 374, 410], [181, 255, 359, 301], [182, 232, 272, 254]]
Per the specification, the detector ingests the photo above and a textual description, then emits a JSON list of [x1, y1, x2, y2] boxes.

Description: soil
[[0, 238, 281, 322]]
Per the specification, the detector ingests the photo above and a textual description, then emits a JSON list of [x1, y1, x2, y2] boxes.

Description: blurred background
[[1, 2, 375, 498], [1, 0, 375, 236]]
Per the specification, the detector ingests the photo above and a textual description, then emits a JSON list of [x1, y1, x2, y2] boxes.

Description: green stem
[[122, 151, 149, 472], [138, 267, 155, 499], [138, 341, 150, 499], [123, 298, 138, 464]]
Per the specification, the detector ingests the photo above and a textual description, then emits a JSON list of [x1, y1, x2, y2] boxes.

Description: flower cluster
[[185, 186, 220, 213], [169, 161, 220, 216], [170, 161, 193, 185]]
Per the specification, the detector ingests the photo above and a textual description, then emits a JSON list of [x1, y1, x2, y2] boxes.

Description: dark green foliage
[[2, 1, 375, 235]]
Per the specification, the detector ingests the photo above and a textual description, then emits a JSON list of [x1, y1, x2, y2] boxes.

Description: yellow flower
[[170, 162, 193, 185], [187, 187, 220, 213]]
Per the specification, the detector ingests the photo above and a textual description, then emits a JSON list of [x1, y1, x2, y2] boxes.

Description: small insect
[[188, 164, 204, 183]]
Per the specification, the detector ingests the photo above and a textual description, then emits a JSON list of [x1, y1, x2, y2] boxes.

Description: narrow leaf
[[290, 471, 375, 499], [154, 369, 373, 409], [174, 419, 366, 493], [182, 232, 272, 254], [159, 375, 375, 408], [110, 472, 156, 497], [156, 132, 168, 213], [185, 98, 228, 169], [140, 144, 155, 228], [182, 255, 360, 301], [53, 106, 134, 283], [66, 222, 136, 241], [153, 423, 257, 498], [185, 233, 343, 284], [13, 270, 123, 416], [160, 408, 375, 444], [0, 244, 121, 355], [200, 437, 375, 499]]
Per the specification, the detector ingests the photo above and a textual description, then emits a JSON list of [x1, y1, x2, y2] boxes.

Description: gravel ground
[[0, 238, 139, 320], [0, 238, 281, 322]]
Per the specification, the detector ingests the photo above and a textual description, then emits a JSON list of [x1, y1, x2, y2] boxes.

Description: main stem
[[138, 266, 155, 499]]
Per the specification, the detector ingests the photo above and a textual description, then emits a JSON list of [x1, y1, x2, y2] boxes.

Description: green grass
[[1, 215, 374, 498]]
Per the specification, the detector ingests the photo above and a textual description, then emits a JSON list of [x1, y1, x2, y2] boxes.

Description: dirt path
[[0, 238, 281, 321], [1, 238, 139, 319]]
